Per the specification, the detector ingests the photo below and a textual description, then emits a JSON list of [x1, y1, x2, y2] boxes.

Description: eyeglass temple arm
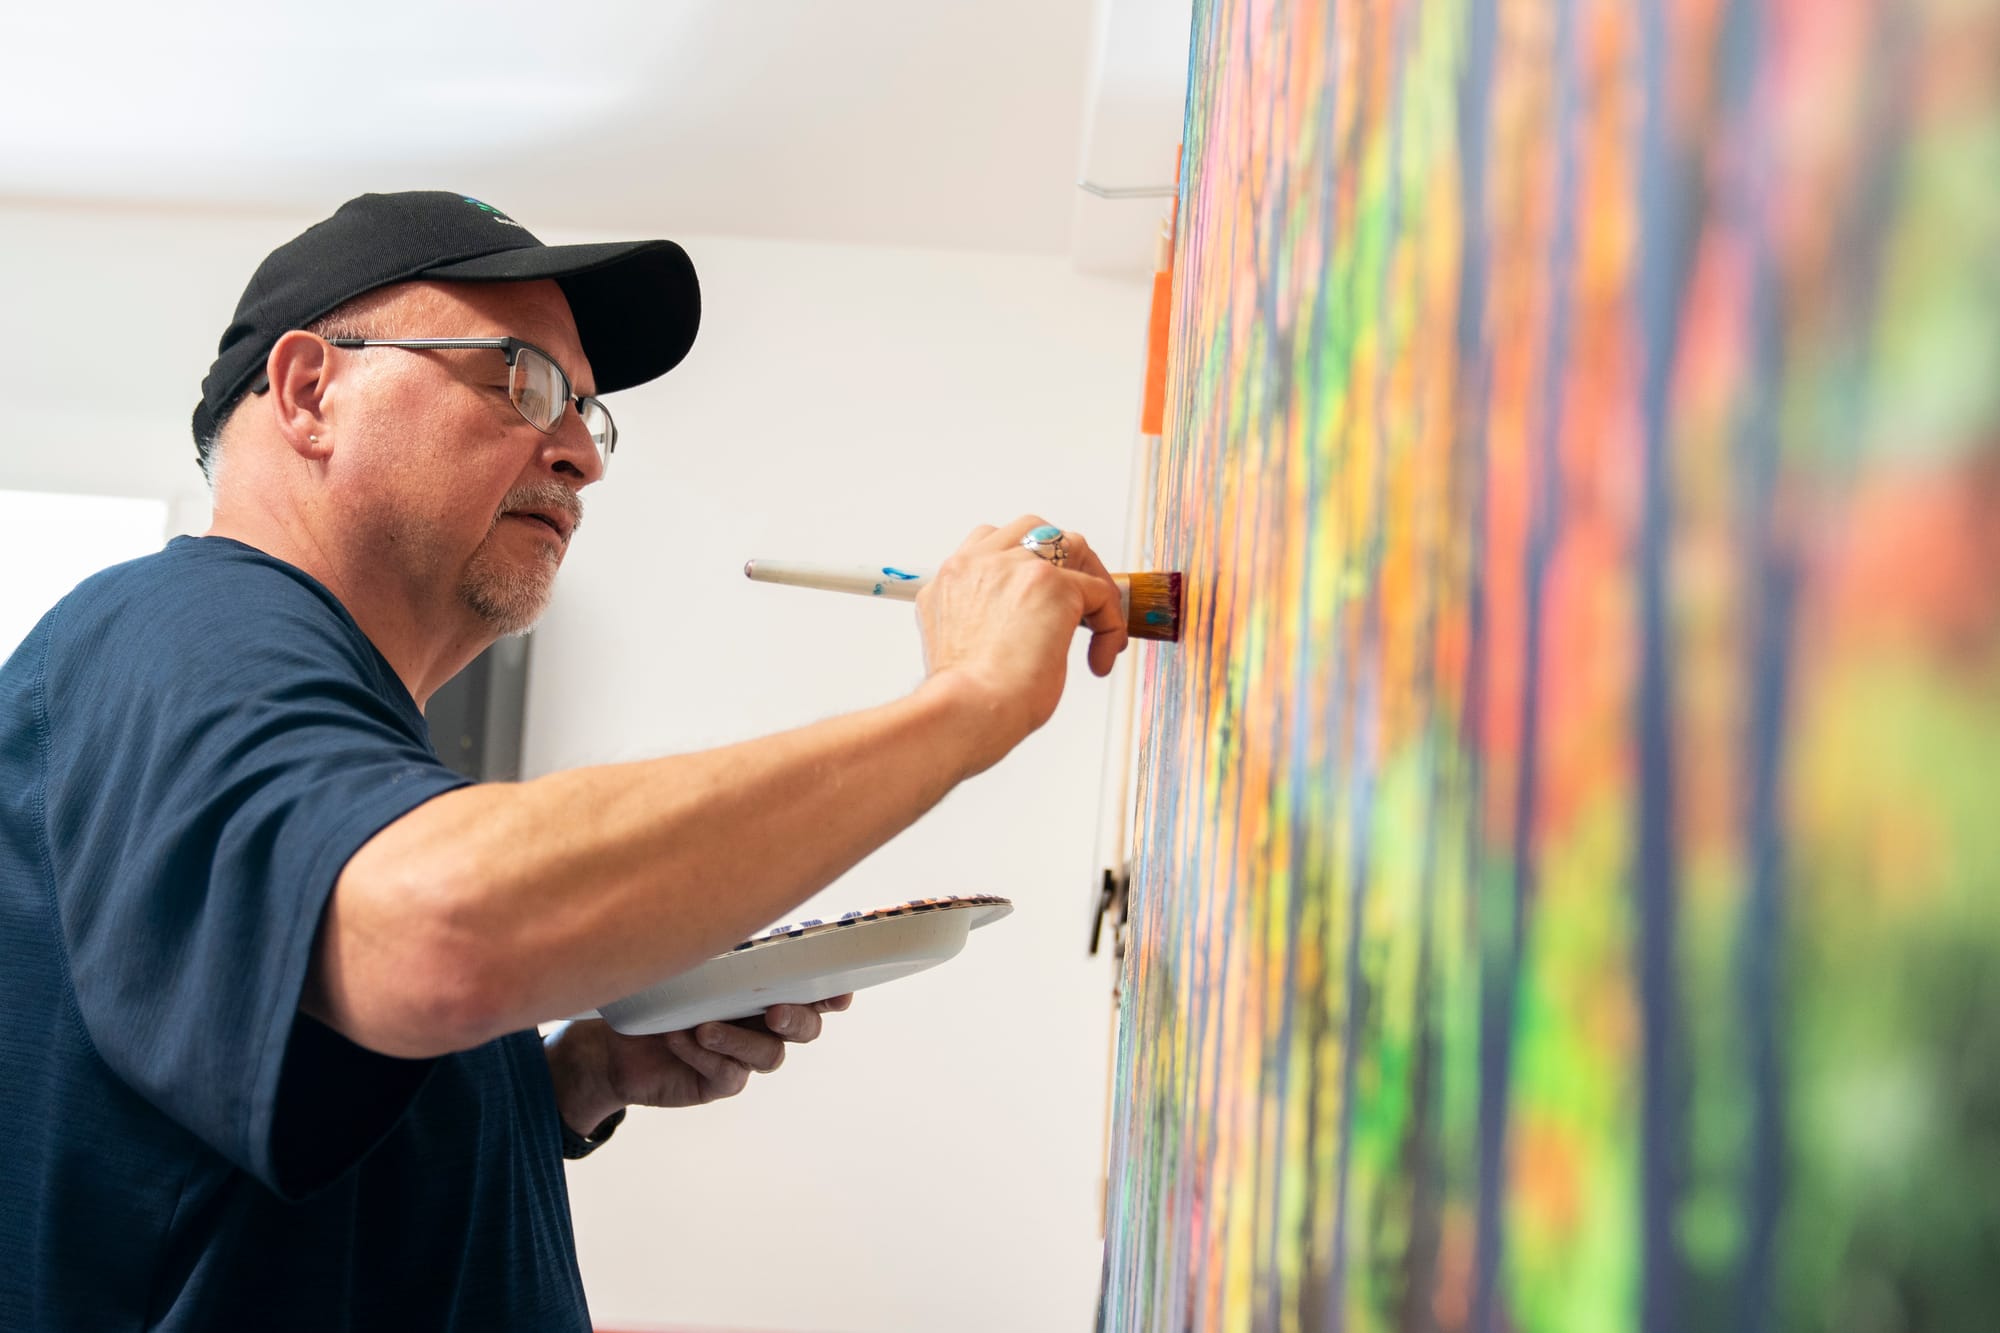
[[248, 336, 538, 395]]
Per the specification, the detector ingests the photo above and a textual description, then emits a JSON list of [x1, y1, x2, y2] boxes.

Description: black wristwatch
[[560, 1107, 627, 1160]]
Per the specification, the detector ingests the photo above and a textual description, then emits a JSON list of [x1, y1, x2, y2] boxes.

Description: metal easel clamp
[[1089, 863, 1132, 957]]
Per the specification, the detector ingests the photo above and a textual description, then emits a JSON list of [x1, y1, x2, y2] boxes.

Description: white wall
[[0, 202, 1149, 1332]]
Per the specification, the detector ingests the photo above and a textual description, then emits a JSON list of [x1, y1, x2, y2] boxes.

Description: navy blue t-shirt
[[0, 536, 591, 1331]]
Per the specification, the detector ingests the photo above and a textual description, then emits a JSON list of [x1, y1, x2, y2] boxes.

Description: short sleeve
[[35, 547, 471, 1195]]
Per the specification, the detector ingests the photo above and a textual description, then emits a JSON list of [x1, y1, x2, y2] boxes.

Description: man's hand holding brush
[[912, 517, 1131, 774]]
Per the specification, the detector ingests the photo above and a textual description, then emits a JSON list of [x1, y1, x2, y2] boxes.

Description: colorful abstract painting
[[1101, 0, 2000, 1329]]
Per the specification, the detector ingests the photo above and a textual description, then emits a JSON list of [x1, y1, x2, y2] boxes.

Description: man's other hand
[[543, 996, 853, 1137]]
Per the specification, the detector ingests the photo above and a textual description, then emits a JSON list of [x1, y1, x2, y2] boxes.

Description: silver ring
[[1021, 524, 1068, 567]]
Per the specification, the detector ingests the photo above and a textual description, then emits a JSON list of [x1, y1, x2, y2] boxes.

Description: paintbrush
[[743, 559, 1184, 643]]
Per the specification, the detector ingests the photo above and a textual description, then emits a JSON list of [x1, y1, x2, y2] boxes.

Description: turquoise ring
[[1021, 524, 1069, 566]]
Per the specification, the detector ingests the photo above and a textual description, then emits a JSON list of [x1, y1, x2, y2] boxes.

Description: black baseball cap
[[192, 190, 701, 450]]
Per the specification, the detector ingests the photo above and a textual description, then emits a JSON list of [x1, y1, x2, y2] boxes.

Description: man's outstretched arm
[[303, 518, 1128, 1058]]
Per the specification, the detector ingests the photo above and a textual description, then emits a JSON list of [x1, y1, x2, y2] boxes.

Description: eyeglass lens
[[507, 344, 617, 472], [508, 346, 564, 431]]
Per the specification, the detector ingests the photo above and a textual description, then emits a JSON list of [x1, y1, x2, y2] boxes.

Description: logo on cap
[[462, 197, 524, 228]]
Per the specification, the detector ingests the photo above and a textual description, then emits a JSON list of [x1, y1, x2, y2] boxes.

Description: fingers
[[661, 1029, 752, 1101], [761, 994, 853, 1041], [1007, 523, 1130, 677], [941, 521, 1015, 558], [1046, 533, 1129, 676], [761, 1005, 818, 1042], [649, 1021, 782, 1106], [762, 1005, 818, 1041], [609, 997, 853, 1110], [991, 514, 1056, 548], [693, 1020, 787, 1072], [660, 999, 853, 1104], [1081, 595, 1129, 676], [922, 518, 1131, 752]]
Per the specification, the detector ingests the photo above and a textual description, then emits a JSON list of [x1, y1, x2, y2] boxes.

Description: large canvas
[[1101, 0, 2000, 1329]]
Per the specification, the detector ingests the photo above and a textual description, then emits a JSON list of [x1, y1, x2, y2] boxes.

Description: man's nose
[[544, 403, 606, 486]]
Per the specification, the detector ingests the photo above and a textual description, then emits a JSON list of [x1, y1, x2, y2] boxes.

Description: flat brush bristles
[[1123, 571, 1183, 642]]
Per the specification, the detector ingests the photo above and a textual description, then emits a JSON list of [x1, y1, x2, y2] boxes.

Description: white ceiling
[[1, 0, 1190, 270]]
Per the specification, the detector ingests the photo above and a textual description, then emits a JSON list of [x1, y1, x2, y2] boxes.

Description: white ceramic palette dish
[[581, 894, 1013, 1035]]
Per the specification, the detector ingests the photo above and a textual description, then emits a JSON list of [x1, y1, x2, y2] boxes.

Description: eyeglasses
[[324, 336, 617, 474]]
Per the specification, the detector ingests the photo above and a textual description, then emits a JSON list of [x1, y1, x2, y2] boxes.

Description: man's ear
[[267, 330, 334, 460]]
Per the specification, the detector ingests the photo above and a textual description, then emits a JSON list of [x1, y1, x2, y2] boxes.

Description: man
[[0, 191, 1128, 1330]]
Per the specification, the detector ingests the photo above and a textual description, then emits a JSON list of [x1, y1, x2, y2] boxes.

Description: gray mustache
[[498, 483, 583, 535]]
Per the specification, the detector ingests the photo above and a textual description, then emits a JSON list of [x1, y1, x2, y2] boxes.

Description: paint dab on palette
[[730, 894, 1013, 953], [591, 895, 1015, 1035]]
